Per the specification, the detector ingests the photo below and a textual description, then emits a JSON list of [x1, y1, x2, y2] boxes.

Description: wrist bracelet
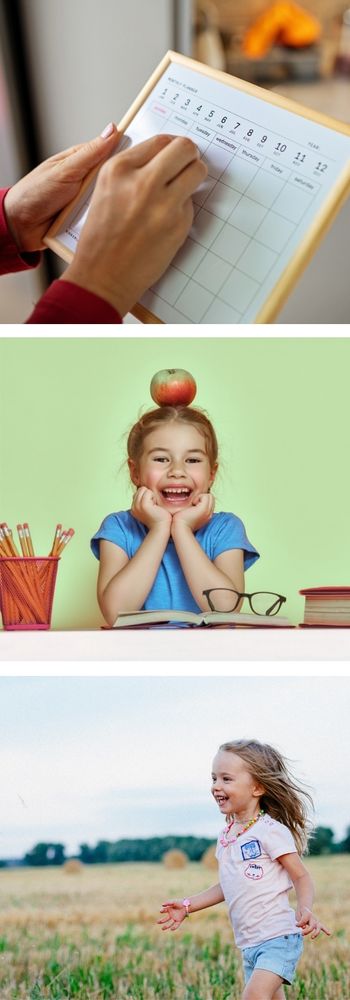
[[182, 897, 191, 917]]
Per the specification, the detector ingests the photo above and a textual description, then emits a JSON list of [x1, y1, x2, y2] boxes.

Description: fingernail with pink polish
[[100, 122, 114, 139]]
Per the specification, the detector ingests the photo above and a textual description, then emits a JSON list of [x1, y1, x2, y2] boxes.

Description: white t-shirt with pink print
[[215, 812, 301, 949]]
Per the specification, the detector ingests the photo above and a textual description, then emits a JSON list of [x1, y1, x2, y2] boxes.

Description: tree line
[[0, 826, 349, 868]]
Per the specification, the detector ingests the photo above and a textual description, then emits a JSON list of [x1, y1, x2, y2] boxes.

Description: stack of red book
[[299, 587, 350, 627]]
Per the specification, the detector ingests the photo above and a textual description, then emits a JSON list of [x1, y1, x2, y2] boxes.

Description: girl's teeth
[[162, 489, 190, 497]]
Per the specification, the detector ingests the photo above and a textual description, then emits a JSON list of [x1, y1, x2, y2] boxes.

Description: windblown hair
[[219, 739, 313, 854], [127, 405, 219, 471]]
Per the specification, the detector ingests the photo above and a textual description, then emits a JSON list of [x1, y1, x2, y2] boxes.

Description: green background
[[0, 337, 349, 628]]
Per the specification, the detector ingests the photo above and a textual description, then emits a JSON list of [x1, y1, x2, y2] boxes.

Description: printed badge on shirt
[[241, 839, 262, 861], [244, 862, 264, 880]]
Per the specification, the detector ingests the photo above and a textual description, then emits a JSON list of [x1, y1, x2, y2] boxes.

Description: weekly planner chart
[[47, 53, 350, 323]]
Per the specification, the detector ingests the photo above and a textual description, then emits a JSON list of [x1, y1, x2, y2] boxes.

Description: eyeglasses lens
[[250, 592, 282, 616], [206, 590, 241, 612]]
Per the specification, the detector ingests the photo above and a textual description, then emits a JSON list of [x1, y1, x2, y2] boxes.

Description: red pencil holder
[[0, 557, 59, 630]]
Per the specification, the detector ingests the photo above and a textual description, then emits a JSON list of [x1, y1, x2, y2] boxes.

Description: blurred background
[[1, 675, 350, 858], [1, 0, 350, 321]]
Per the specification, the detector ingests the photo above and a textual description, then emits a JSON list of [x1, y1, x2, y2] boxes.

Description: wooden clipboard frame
[[45, 50, 350, 324]]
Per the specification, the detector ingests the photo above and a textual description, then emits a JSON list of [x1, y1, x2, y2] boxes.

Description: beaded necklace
[[220, 809, 265, 847]]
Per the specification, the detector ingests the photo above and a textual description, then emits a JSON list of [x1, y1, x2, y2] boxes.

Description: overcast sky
[[0, 676, 348, 857]]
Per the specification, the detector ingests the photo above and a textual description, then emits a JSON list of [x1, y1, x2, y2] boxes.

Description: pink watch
[[182, 897, 191, 916]]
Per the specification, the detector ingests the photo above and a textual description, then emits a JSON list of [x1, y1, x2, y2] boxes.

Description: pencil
[[0, 528, 17, 622], [23, 523, 35, 557], [39, 522, 60, 593], [56, 528, 75, 556], [0, 525, 20, 622], [0, 524, 16, 556], [16, 525, 46, 620], [8, 529, 21, 557], [0, 528, 8, 555], [17, 524, 28, 557], [25, 525, 48, 618], [0, 527, 14, 621], [50, 523, 62, 557]]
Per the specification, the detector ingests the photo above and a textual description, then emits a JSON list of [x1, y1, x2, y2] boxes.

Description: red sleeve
[[0, 188, 41, 275], [1, 187, 123, 323], [26, 279, 123, 324]]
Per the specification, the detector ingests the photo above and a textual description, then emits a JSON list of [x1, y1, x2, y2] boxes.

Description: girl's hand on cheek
[[131, 487, 172, 532], [171, 493, 214, 533]]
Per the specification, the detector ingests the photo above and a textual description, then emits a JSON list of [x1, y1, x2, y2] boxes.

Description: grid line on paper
[[199, 177, 316, 224], [163, 204, 300, 303], [135, 90, 324, 322]]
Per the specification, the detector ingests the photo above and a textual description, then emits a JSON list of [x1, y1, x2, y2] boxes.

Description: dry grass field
[[0, 856, 349, 998]]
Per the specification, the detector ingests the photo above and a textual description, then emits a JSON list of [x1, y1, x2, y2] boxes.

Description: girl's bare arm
[[97, 490, 173, 623], [171, 520, 244, 611], [278, 853, 331, 938], [97, 527, 169, 623], [158, 883, 225, 931]]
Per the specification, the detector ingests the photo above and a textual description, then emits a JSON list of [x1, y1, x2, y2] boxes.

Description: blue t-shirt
[[91, 510, 259, 614]]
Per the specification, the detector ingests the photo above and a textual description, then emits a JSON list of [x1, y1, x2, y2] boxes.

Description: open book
[[112, 610, 291, 628]]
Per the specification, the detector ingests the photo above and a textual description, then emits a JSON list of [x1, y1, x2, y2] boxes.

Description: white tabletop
[[1, 628, 349, 663]]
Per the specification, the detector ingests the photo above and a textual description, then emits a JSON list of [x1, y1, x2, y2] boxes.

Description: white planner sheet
[[54, 60, 350, 324]]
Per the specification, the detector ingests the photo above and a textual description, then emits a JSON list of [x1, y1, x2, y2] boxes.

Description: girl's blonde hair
[[219, 739, 313, 854], [127, 405, 219, 471]]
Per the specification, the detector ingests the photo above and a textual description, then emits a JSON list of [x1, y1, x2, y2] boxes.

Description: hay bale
[[162, 849, 188, 869], [201, 845, 218, 870], [63, 859, 84, 875]]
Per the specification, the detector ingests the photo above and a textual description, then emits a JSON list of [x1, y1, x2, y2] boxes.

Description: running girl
[[159, 739, 330, 1000]]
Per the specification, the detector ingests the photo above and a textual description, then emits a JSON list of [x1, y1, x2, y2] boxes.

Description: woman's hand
[[64, 133, 207, 316], [295, 907, 331, 938], [171, 493, 214, 535], [131, 487, 172, 533], [158, 900, 187, 932], [3, 124, 120, 252]]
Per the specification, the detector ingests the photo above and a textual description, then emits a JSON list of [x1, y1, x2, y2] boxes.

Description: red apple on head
[[150, 369, 197, 407]]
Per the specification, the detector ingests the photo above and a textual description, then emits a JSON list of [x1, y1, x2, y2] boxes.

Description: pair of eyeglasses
[[202, 589, 287, 616]]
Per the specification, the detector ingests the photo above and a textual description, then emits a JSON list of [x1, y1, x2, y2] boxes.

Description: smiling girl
[[91, 405, 259, 624], [159, 740, 330, 1000]]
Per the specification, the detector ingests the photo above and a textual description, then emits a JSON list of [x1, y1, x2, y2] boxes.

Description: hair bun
[[150, 369, 197, 407]]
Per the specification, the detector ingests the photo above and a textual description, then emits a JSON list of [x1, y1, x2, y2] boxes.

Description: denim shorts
[[242, 933, 303, 986]]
